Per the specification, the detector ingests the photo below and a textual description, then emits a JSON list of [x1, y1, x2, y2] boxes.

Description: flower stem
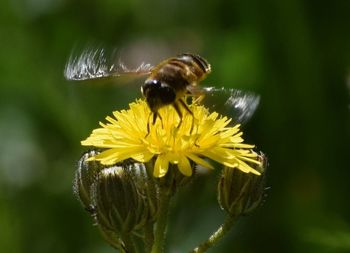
[[151, 189, 171, 253], [189, 215, 237, 253]]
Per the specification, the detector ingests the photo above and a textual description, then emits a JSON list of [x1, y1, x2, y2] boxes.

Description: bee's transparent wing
[[64, 47, 153, 81], [198, 87, 260, 125]]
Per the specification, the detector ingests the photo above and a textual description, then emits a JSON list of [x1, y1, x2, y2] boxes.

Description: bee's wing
[[64, 47, 153, 82], [192, 87, 260, 125]]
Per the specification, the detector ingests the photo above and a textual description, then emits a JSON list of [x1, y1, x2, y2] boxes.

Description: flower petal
[[177, 156, 192, 176], [186, 153, 214, 170], [154, 154, 169, 177]]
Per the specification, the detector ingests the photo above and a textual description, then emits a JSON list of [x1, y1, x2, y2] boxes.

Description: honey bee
[[64, 48, 260, 125]]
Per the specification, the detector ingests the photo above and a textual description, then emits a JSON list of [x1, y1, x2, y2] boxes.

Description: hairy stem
[[151, 190, 171, 253], [189, 215, 237, 253]]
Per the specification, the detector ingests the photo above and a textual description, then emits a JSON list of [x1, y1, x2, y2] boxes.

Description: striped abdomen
[[147, 53, 211, 94]]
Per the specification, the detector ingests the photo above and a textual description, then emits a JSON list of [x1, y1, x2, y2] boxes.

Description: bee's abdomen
[[152, 54, 211, 85], [177, 53, 211, 72], [175, 53, 211, 79], [148, 53, 211, 92]]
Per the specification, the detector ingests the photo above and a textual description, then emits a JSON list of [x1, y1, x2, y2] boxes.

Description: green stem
[[189, 215, 237, 253], [151, 190, 171, 253]]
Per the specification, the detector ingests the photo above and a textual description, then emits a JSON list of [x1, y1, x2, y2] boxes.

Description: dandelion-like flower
[[81, 99, 261, 177]]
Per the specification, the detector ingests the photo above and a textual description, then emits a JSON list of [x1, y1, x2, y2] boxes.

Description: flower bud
[[218, 152, 267, 216], [73, 150, 102, 213], [92, 163, 149, 235], [127, 161, 159, 221]]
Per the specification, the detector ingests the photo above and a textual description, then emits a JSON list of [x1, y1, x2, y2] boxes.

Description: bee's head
[[141, 79, 176, 113]]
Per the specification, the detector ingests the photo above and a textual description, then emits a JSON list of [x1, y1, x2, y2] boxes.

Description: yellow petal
[[131, 151, 154, 163], [154, 154, 169, 177], [186, 153, 214, 170], [177, 156, 192, 176]]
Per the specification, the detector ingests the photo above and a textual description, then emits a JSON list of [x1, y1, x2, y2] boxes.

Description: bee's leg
[[193, 93, 206, 104], [178, 99, 194, 133], [172, 102, 183, 128], [179, 98, 193, 115], [186, 86, 206, 104]]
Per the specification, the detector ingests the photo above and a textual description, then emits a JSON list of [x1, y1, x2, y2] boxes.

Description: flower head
[[81, 99, 261, 177]]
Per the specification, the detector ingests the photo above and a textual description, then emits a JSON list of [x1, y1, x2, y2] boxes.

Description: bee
[[64, 48, 260, 126], [140, 53, 211, 124]]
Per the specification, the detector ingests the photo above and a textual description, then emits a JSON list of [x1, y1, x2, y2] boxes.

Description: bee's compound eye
[[143, 80, 176, 113], [141, 79, 161, 96], [159, 83, 176, 104]]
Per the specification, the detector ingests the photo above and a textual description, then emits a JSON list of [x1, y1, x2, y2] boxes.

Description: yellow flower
[[81, 99, 261, 177]]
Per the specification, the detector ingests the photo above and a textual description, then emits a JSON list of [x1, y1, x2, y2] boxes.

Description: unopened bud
[[73, 150, 102, 213], [127, 161, 159, 221], [218, 152, 267, 216], [92, 163, 149, 235]]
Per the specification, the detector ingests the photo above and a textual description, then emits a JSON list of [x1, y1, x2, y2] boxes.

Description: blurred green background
[[1, 0, 349, 252]]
